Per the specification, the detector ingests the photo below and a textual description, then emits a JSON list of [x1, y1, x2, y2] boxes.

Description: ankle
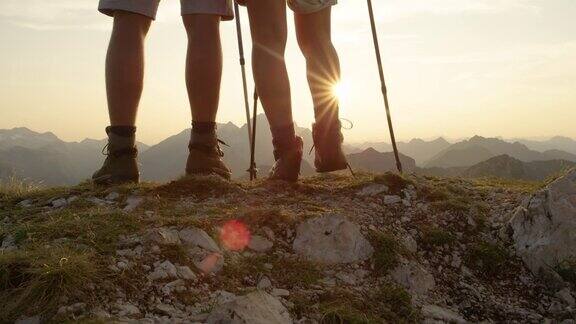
[[106, 126, 136, 151], [271, 123, 297, 149]]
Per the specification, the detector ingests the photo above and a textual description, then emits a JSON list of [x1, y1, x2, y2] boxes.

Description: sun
[[332, 81, 350, 103]]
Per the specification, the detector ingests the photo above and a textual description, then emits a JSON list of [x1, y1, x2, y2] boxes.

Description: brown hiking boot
[[312, 121, 348, 173], [269, 136, 303, 182], [92, 129, 139, 185], [186, 133, 231, 180]]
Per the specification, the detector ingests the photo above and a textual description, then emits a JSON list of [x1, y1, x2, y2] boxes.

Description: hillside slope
[[1, 173, 574, 323]]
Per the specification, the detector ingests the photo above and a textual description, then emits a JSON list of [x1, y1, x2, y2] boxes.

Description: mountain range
[[1, 125, 575, 186], [426, 135, 576, 168]]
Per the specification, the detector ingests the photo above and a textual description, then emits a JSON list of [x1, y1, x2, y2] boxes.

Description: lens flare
[[220, 220, 251, 251], [332, 81, 350, 103]]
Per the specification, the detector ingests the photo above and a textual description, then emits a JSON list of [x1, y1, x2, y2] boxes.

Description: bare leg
[[245, 0, 293, 129], [294, 7, 340, 125], [106, 11, 152, 126], [183, 15, 223, 123]]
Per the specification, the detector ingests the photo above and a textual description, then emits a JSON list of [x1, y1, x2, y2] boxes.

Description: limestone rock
[[248, 235, 274, 252], [179, 227, 221, 252], [391, 261, 436, 296], [207, 291, 292, 324], [357, 184, 389, 197], [507, 170, 576, 281], [146, 228, 181, 246], [422, 305, 466, 324], [293, 214, 373, 264], [123, 196, 144, 212]]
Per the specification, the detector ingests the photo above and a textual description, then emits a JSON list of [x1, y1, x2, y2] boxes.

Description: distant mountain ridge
[[347, 148, 417, 173], [1, 126, 575, 186], [355, 137, 451, 166], [462, 155, 575, 181], [426, 136, 576, 168]]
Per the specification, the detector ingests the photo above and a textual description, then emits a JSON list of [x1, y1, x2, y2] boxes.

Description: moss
[[420, 227, 456, 250], [465, 242, 510, 277], [370, 231, 401, 275]]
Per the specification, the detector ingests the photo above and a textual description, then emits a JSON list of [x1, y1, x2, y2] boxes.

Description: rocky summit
[[1, 171, 576, 323]]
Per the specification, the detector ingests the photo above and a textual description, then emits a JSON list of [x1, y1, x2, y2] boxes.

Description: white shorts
[[288, 0, 337, 14], [236, 0, 337, 14], [98, 0, 234, 21]]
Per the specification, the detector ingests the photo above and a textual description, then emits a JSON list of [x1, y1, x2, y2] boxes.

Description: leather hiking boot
[[186, 135, 231, 180], [269, 136, 303, 182], [92, 130, 139, 185], [312, 121, 348, 173]]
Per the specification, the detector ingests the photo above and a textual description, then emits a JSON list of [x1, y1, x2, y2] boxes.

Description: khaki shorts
[[98, 0, 234, 21], [288, 0, 337, 14], [236, 0, 337, 15]]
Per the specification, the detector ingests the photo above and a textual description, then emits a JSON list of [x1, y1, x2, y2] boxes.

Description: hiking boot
[[186, 133, 231, 180], [92, 128, 139, 185], [312, 121, 348, 173], [269, 136, 303, 182]]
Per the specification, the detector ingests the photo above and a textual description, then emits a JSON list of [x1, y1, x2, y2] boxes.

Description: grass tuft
[[465, 242, 510, 277], [556, 259, 576, 286], [0, 176, 43, 201], [370, 231, 401, 275], [420, 227, 456, 250], [373, 172, 413, 195], [0, 246, 102, 322]]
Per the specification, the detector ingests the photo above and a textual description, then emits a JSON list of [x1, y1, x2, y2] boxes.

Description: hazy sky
[[1, 0, 575, 145]]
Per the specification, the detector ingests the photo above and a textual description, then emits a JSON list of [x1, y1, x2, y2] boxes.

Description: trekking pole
[[234, 3, 258, 179], [234, 5, 253, 150], [248, 90, 259, 180], [367, 0, 403, 173]]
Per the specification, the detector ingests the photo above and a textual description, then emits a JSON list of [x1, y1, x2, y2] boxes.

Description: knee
[[184, 15, 220, 42], [112, 11, 152, 38], [297, 34, 330, 60], [252, 26, 288, 55]]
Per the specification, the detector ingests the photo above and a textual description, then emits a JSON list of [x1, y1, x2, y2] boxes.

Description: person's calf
[[106, 11, 152, 126]]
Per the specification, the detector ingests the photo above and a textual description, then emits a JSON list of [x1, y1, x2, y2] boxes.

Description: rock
[[15, 316, 41, 324], [18, 199, 33, 208], [176, 266, 197, 280], [383, 195, 402, 205], [51, 198, 68, 208], [293, 214, 374, 264], [422, 305, 466, 324], [271, 288, 290, 297], [207, 291, 292, 324], [154, 303, 177, 316], [556, 288, 576, 307], [402, 234, 418, 253], [179, 227, 221, 252], [159, 260, 178, 278], [123, 195, 144, 212], [193, 252, 224, 274], [249, 235, 274, 252], [357, 184, 389, 197], [507, 170, 576, 282], [115, 302, 141, 317], [391, 261, 436, 296], [105, 192, 120, 201], [0, 234, 17, 252], [258, 277, 272, 290], [146, 228, 181, 246]]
